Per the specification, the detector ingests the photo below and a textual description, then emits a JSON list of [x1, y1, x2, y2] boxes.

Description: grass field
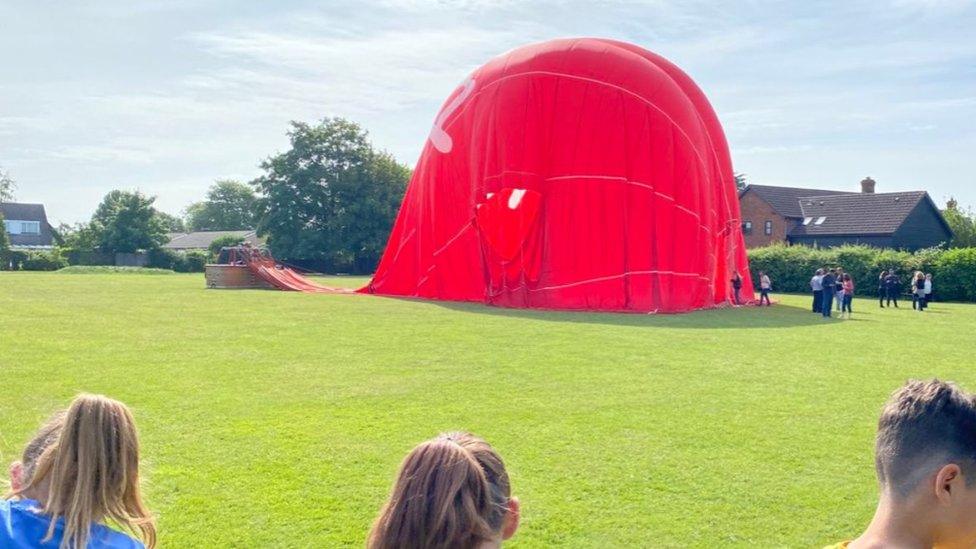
[[1, 272, 974, 547]]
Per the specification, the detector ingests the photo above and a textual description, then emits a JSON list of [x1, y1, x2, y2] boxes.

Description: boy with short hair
[[826, 379, 976, 548]]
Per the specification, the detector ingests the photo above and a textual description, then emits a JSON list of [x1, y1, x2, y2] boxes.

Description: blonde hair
[[368, 432, 511, 549], [21, 394, 156, 549]]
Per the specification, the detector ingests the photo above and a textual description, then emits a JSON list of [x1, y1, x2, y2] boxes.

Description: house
[[738, 178, 952, 250], [0, 202, 55, 250], [163, 230, 264, 251]]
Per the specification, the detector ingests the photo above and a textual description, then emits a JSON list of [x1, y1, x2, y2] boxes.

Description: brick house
[[738, 178, 952, 250]]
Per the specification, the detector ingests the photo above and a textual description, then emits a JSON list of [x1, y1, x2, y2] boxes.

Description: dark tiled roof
[[0, 202, 47, 222], [742, 184, 857, 217], [1, 202, 55, 247], [163, 230, 263, 250], [790, 191, 928, 236]]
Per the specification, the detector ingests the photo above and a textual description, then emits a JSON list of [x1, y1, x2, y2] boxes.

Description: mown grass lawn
[[1, 272, 974, 548]]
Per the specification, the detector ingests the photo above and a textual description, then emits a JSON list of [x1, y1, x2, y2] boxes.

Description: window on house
[[742, 221, 752, 235], [2, 220, 15, 234], [20, 221, 40, 235], [814, 216, 827, 225], [803, 217, 813, 225], [764, 221, 773, 235]]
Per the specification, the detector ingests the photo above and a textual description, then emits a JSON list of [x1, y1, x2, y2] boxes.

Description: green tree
[[154, 210, 186, 232], [942, 197, 976, 248], [57, 222, 103, 251], [0, 166, 16, 202], [734, 172, 747, 192], [0, 212, 11, 264], [91, 190, 168, 253], [253, 118, 410, 273], [184, 180, 258, 231]]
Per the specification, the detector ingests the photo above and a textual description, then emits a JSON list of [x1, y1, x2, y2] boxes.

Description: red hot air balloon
[[362, 38, 755, 313]]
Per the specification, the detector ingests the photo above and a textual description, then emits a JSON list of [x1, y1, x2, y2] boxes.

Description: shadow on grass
[[420, 300, 830, 329]]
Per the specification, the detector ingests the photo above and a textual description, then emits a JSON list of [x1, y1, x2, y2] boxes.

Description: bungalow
[[738, 178, 952, 250], [1, 202, 55, 250]]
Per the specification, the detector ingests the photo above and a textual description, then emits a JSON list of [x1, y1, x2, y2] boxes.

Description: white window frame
[[814, 216, 827, 225], [20, 221, 40, 235], [764, 220, 773, 235], [803, 217, 813, 225]]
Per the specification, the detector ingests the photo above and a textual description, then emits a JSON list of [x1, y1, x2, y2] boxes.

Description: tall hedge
[[747, 244, 976, 302]]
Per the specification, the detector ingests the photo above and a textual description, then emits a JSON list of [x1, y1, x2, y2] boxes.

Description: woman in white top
[[758, 271, 772, 306]]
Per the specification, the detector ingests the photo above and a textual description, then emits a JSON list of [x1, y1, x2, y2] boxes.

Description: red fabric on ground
[[362, 38, 755, 312]]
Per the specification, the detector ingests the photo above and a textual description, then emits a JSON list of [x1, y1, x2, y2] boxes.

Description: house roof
[[1, 202, 55, 248], [163, 230, 263, 250], [790, 191, 929, 236], [741, 184, 857, 218], [0, 202, 48, 222]]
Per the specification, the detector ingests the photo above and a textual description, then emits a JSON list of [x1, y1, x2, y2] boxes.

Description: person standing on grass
[[924, 273, 933, 307], [3, 394, 156, 549], [877, 270, 888, 307], [811, 269, 824, 313], [758, 271, 772, 306], [821, 269, 836, 317], [731, 272, 743, 305], [369, 432, 519, 549], [884, 270, 901, 308], [914, 272, 927, 311], [824, 379, 976, 549], [841, 274, 854, 318], [835, 268, 845, 312]]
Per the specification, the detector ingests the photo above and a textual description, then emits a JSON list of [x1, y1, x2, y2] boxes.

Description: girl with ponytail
[[368, 432, 520, 549], [2, 394, 156, 548]]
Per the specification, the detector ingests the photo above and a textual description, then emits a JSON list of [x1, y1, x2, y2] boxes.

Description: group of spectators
[[1, 395, 517, 549], [809, 268, 935, 318], [875, 269, 934, 311], [6, 382, 976, 549], [810, 268, 857, 318]]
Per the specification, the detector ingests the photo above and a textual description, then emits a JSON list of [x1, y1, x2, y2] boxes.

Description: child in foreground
[[2, 394, 156, 548], [826, 379, 976, 549], [369, 432, 520, 549]]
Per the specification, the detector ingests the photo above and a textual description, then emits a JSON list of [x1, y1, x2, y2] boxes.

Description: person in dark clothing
[[878, 270, 888, 307], [884, 271, 900, 308], [821, 269, 836, 317], [731, 272, 742, 305]]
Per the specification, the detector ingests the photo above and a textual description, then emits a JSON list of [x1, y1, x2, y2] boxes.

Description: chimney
[[861, 177, 876, 193]]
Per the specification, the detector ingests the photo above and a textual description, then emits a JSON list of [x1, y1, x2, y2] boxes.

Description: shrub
[[22, 250, 69, 271], [147, 248, 180, 270], [208, 235, 247, 258], [57, 266, 174, 275], [935, 248, 976, 302], [173, 250, 208, 273], [747, 244, 975, 301]]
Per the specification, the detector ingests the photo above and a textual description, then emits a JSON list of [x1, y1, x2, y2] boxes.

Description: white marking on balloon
[[429, 77, 475, 153], [508, 188, 527, 209]]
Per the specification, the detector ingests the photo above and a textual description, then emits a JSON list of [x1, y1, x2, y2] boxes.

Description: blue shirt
[[0, 498, 143, 548]]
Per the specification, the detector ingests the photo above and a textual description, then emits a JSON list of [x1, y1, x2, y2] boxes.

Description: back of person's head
[[24, 394, 156, 549], [368, 432, 517, 549], [6, 411, 66, 498], [876, 380, 976, 498]]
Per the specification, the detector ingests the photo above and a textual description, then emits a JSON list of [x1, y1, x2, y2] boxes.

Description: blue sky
[[2, 0, 974, 224]]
